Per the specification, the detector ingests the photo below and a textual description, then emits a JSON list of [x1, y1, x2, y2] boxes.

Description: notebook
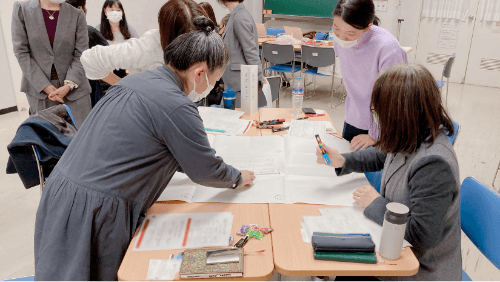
[[179, 247, 244, 279]]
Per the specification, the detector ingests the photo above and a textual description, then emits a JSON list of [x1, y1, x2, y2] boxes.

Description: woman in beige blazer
[[12, 0, 91, 128]]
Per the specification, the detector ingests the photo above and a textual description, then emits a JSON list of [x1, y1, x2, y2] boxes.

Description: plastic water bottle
[[292, 77, 304, 115], [328, 28, 334, 41]]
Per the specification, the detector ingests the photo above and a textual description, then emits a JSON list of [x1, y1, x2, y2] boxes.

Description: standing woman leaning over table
[[81, 0, 206, 86], [317, 64, 461, 281], [331, 0, 407, 150], [34, 17, 255, 280], [216, 0, 264, 107], [11, 0, 91, 128]]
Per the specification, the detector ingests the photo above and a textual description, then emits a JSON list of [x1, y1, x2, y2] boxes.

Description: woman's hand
[[48, 85, 71, 103], [316, 145, 345, 168], [350, 134, 376, 151], [240, 170, 256, 187], [353, 186, 381, 208], [43, 85, 57, 95]]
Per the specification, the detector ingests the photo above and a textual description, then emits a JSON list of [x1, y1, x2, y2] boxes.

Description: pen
[[315, 134, 331, 165], [260, 119, 285, 125], [346, 233, 371, 236], [295, 116, 309, 120], [307, 114, 325, 117], [272, 126, 289, 133], [205, 128, 226, 133]]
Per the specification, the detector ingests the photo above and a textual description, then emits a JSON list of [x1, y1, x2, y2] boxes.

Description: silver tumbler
[[379, 202, 409, 260]]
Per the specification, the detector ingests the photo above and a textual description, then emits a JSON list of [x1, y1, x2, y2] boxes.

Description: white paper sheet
[[262, 81, 273, 108], [204, 119, 252, 136], [288, 120, 327, 139], [198, 107, 245, 123], [134, 212, 233, 251], [157, 172, 197, 202], [146, 259, 182, 280], [212, 135, 284, 156], [224, 155, 279, 175]]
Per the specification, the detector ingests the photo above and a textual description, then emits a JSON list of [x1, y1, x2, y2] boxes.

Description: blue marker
[[315, 134, 331, 165], [205, 128, 226, 133], [346, 233, 371, 236]]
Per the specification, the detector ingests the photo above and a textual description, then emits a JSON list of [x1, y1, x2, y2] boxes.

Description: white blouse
[[81, 29, 163, 80]]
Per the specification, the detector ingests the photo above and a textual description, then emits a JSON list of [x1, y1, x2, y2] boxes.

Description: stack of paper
[[300, 207, 411, 252], [133, 212, 234, 251], [198, 107, 252, 136]]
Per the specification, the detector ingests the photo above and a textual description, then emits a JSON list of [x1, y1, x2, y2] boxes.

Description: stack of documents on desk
[[198, 107, 253, 136], [159, 135, 370, 205], [287, 120, 337, 138], [300, 207, 411, 252], [133, 212, 233, 251]]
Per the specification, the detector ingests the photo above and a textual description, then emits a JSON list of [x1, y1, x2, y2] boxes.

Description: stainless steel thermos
[[379, 202, 409, 260]]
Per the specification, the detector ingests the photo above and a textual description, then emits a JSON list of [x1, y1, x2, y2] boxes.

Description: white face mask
[[106, 11, 123, 23], [188, 71, 214, 103], [331, 32, 362, 49], [49, 0, 66, 4]]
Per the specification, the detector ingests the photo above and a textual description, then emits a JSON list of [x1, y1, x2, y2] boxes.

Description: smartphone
[[302, 108, 316, 115]]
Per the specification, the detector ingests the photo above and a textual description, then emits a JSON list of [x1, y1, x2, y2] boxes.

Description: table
[[118, 108, 419, 280], [269, 204, 420, 277], [117, 203, 274, 281]]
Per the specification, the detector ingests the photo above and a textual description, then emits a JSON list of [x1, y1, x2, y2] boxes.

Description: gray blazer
[[222, 3, 262, 92], [337, 132, 462, 281], [12, 0, 90, 101]]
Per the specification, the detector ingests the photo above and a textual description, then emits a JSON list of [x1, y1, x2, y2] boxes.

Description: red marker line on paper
[[135, 219, 150, 249], [182, 218, 192, 247]]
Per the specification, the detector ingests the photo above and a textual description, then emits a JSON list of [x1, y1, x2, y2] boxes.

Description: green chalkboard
[[264, 0, 338, 18]]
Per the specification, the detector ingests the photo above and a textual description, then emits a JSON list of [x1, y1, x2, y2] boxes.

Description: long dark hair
[[371, 64, 455, 154], [199, 2, 218, 27], [100, 0, 131, 41], [158, 0, 207, 51], [333, 0, 380, 30], [164, 17, 229, 91]]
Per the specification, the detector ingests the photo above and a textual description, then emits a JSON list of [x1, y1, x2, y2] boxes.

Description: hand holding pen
[[314, 137, 346, 168]]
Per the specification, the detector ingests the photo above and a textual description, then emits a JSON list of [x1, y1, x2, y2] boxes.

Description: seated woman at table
[[316, 64, 461, 281], [81, 0, 206, 86], [34, 17, 255, 281]]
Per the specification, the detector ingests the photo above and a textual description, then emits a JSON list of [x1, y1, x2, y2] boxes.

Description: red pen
[[307, 114, 325, 117]]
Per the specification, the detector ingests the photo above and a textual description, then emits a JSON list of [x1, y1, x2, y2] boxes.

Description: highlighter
[[315, 134, 331, 165]]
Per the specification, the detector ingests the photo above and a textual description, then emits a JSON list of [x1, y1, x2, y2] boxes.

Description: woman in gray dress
[[34, 17, 255, 281], [316, 64, 461, 281]]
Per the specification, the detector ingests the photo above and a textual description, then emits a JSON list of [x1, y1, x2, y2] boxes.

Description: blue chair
[[4, 276, 34, 281], [261, 42, 301, 88], [460, 177, 500, 280], [366, 120, 460, 193], [301, 45, 336, 102], [267, 28, 285, 37], [315, 32, 328, 41]]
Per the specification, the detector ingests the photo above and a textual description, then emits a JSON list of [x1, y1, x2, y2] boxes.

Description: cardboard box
[[241, 65, 259, 115]]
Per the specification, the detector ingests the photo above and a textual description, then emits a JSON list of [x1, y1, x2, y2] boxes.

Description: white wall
[[0, 15, 17, 110]]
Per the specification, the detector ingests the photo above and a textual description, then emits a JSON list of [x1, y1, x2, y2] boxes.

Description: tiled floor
[[1, 76, 499, 280]]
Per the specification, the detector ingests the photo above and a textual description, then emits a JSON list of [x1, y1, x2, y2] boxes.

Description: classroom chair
[[256, 23, 266, 38], [301, 45, 336, 103], [4, 275, 35, 281], [284, 26, 303, 41], [366, 120, 460, 193], [437, 53, 456, 108], [261, 42, 301, 91], [258, 76, 281, 108], [267, 28, 285, 37], [460, 177, 500, 280]]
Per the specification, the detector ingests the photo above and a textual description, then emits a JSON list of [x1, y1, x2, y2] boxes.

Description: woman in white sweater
[[81, 0, 206, 85]]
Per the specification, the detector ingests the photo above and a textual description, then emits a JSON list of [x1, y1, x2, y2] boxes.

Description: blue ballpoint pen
[[346, 233, 371, 236], [205, 128, 226, 133], [315, 134, 331, 165]]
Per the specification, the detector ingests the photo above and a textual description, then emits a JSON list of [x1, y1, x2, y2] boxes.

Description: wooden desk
[[258, 108, 339, 137], [269, 204, 420, 277], [118, 203, 274, 281]]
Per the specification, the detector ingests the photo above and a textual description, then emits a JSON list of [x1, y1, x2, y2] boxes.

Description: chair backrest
[[301, 45, 336, 68], [315, 32, 328, 40], [447, 120, 460, 146], [262, 42, 295, 65], [461, 177, 500, 270], [256, 23, 266, 38], [267, 28, 285, 37], [443, 53, 456, 78], [284, 26, 303, 41], [257, 76, 281, 107]]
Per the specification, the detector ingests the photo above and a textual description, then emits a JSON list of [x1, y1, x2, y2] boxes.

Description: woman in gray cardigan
[[12, 0, 91, 128], [317, 64, 461, 281]]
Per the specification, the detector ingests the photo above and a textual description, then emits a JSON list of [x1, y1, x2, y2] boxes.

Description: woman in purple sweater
[[331, 0, 407, 150]]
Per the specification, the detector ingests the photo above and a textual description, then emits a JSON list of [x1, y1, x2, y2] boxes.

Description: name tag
[[313, 53, 319, 57], [272, 51, 278, 55]]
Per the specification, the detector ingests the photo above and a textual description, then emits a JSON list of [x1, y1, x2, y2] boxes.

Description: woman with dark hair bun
[[199, 2, 218, 27], [330, 0, 407, 151], [317, 64, 461, 281], [96, 0, 138, 44], [34, 16, 255, 281], [82, 0, 206, 86]]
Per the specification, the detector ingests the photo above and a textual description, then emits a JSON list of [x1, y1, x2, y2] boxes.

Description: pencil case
[[313, 251, 378, 264], [312, 232, 376, 253]]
